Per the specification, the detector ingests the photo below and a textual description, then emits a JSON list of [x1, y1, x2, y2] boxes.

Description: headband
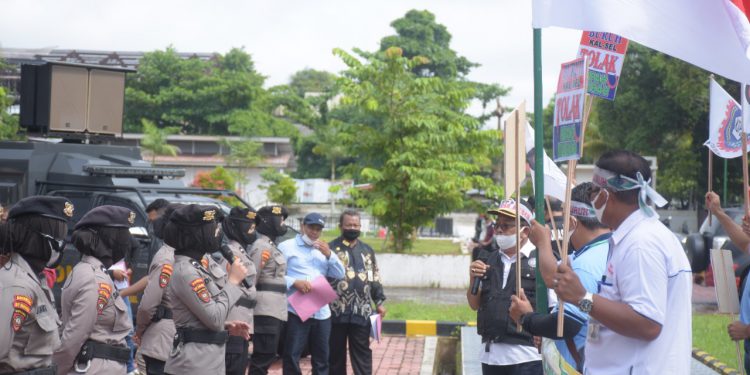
[[570, 201, 596, 218], [592, 166, 667, 217]]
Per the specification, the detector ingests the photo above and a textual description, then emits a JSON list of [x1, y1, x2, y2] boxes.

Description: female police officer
[[162, 204, 248, 374], [0, 196, 73, 374], [53, 205, 135, 374]]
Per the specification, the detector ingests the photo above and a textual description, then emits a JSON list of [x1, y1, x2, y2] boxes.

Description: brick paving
[[267, 336, 426, 375]]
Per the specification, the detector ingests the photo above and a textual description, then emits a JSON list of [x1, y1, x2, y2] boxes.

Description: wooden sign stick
[[514, 108, 523, 332], [708, 149, 713, 226], [743, 132, 749, 213], [556, 159, 576, 337], [545, 196, 563, 252]]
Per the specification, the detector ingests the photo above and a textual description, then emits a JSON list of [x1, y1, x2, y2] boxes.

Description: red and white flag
[[532, 0, 750, 84], [705, 78, 748, 159]]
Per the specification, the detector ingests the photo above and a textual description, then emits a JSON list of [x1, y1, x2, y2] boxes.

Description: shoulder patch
[[11, 295, 32, 332], [159, 264, 173, 288], [97, 283, 112, 315], [190, 278, 210, 303]]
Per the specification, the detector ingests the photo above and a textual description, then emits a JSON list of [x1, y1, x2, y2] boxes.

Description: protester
[[280, 212, 345, 375], [162, 204, 249, 374], [135, 203, 182, 375], [509, 183, 611, 371], [248, 205, 290, 375], [705, 191, 750, 373], [328, 209, 387, 375], [552, 150, 692, 374], [0, 196, 72, 374], [53, 205, 135, 374], [466, 198, 542, 375]]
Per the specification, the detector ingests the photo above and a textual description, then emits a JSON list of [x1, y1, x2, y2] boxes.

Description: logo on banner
[[718, 101, 744, 152]]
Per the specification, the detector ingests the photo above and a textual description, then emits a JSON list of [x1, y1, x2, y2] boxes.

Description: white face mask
[[301, 234, 315, 246], [591, 189, 609, 223], [494, 234, 517, 250]]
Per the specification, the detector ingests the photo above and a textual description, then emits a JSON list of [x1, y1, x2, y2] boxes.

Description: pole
[[557, 160, 576, 336], [515, 109, 523, 332], [533, 27, 548, 313], [743, 132, 749, 212], [723, 158, 728, 204], [708, 150, 713, 226]]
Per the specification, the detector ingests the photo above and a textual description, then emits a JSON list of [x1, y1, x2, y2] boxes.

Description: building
[[108, 134, 295, 207]]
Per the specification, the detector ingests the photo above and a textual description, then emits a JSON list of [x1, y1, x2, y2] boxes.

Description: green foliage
[[379, 10, 477, 79], [222, 139, 262, 195], [693, 313, 741, 371], [140, 119, 180, 163], [191, 166, 243, 206], [289, 69, 338, 97], [124, 47, 272, 135], [592, 42, 709, 206], [386, 301, 474, 322], [260, 168, 298, 206], [334, 47, 501, 252], [0, 87, 22, 141]]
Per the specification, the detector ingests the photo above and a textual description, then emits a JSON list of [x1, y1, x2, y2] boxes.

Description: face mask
[[37, 231, 66, 268], [342, 229, 360, 241], [591, 189, 609, 223], [301, 234, 315, 246], [494, 234, 517, 250]]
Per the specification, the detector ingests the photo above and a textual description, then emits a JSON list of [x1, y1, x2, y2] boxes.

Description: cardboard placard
[[577, 31, 629, 100], [553, 58, 587, 162]]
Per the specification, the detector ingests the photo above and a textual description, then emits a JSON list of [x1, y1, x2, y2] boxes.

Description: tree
[[289, 69, 338, 98], [335, 47, 501, 252], [0, 87, 21, 141], [140, 119, 180, 163], [260, 168, 298, 207], [379, 10, 478, 79], [191, 166, 243, 206], [222, 139, 262, 196]]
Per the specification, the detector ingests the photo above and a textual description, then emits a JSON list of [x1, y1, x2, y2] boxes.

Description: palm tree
[[140, 119, 180, 163]]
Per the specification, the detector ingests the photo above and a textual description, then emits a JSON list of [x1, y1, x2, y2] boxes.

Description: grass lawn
[[386, 301, 475, 322], [694, 313, 743, 370], [320, 230, 461, 255]]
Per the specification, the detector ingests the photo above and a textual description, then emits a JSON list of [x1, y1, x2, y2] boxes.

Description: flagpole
[[533, 27, 548, 313], [723, 159, 728, 204], [708, 150, 713, 226]]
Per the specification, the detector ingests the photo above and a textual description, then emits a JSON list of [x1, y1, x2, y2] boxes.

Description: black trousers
[[481, 361, 543, 375], [143, 354, 166, 375], [283, 313, 331, 375], [226, 335, 250, 375], [250, 315, 284, 375], [329, 322, 372, 375]]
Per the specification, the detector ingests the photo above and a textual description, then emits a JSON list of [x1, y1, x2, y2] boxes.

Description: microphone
[[471, 276, 482, 295], [219, 244, 253, 289]]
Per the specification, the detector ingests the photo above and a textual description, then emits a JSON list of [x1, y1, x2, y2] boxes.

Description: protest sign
[[504, 101, 527, 198], [553, 57, 587, 162], [577, 32, 629, 100]]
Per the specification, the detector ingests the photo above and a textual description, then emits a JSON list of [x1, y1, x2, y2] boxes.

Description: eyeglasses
[[494, 222, 517, 232], [36, 232, 66, 252]]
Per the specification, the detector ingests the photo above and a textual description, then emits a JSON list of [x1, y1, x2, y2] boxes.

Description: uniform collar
[[573, 233, 612, 259], [10, 253, 39, 279], [611, 209, 649, 247], [81, 255, 104, 268]]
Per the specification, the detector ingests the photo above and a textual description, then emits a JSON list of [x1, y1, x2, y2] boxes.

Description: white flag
[[705, 78, 748, 159], [525, 123, 569, 202]]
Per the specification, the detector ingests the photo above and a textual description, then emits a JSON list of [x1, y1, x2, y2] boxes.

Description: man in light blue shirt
[[279, 212, 345, 375]]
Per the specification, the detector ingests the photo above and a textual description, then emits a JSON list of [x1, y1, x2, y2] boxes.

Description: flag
[[525, 123, 570, 202], [532, 0, 750, 84], [705, 78, 748, 158]]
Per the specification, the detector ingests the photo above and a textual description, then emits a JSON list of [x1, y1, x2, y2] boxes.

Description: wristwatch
[[578, 292, 594, 313]]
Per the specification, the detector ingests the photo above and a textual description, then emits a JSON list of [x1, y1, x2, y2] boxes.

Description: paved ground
[[267, 336, 427, 375]]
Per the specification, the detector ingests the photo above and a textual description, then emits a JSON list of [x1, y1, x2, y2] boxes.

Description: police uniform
[[248, 231, 287, 374], [163, 205, 243, 375], [0, 195, 72, 374], [135, 244, 175, 374], [54, 206, 135, 375]]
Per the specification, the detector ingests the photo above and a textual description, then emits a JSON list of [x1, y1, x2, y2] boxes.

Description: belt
[[256, 283, 286, 293], [236, 296, 257, 309], [176, 328, 229, 345], [75, 340, 130, 371], [11, 366, 57, 375], [152, 305, 173, 322]]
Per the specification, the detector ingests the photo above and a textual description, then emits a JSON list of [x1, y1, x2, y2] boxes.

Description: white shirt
[[479, 247, 542, 366], [584, 209, 692, 375]]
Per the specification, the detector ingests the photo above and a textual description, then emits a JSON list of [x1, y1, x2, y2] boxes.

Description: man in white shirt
[[552, 150, 692, 374], [467, 198, 542, 375]]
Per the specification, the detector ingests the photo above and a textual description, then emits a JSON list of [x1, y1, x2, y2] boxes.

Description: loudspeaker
[[19, 62, 127, 136]]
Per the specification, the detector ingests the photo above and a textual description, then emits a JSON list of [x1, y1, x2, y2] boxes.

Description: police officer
[[466, 198, 542, 375], [53, 205, 135, 374], [0, 196, 73, 374], [135, 203, 182, 375], [162, 204, 248, 374], [222, 206, 259, 375], [247, 205, 288, 375]]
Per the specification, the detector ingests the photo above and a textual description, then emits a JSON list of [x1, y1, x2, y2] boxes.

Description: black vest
[[476, 249, 537, 347]]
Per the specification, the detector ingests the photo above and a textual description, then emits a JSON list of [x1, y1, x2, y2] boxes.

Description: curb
[[693, 348, 741, 375], [382, 320, 476, 337]]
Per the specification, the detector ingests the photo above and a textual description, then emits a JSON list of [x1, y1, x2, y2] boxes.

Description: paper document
[[288, 275, 338, 322], [370, 313, 382, 342]]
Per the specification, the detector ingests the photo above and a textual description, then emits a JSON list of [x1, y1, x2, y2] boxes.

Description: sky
[[0, 0, 582, 115]]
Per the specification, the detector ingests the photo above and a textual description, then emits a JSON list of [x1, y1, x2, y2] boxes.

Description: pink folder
[[288, 275, 339, 322]]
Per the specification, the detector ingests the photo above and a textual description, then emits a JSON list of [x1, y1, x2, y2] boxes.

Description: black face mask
[[342, 229, 361, 241], [257, 215, 287, 241]]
